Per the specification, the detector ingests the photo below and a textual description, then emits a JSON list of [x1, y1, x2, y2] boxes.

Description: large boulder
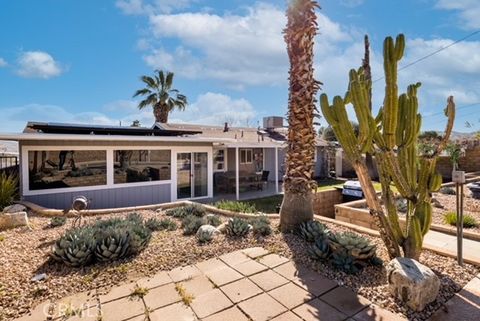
[[386, 257, 440, 311], [0, 212, 29, 230], [2, 204, 27, 214], [196, 225, 220, 243]]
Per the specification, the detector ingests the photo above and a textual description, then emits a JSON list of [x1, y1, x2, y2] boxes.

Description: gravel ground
[[432, 189, 480, 233], [0, 210, 478, 321]]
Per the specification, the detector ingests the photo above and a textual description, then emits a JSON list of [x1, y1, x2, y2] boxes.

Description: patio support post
[[236, 147, 240, 200], [275, 147, 279, 194]]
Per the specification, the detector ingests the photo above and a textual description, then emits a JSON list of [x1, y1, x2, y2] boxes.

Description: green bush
[[439, 187, 456, 195], [215, 200, 256, 213], [205, 214, 222, 227], [166, 204, 206, 218], [50, 217, 67, 228], [444, 212, 478, 228], [51, 214, 152, 267], [250, 216, 272, 236], [0, 173, 18, 211], [181, 215, 205, 235], [145, 217, 177, 231]]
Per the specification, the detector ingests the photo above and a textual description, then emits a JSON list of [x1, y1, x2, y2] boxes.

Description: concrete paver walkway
[[16, 247, 406, 321], [423, 230, 480, 264]]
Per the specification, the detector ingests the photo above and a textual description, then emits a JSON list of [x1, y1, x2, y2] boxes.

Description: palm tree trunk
[[280, 0, 321, 232], [153, 104, 169, 123]]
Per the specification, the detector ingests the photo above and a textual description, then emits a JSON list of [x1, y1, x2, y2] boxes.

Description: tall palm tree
[[279, 0, 321, 231], [133, 70, 188, 123]]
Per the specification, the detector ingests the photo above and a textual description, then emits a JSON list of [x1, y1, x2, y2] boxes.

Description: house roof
[[155, 122, 329, 147]]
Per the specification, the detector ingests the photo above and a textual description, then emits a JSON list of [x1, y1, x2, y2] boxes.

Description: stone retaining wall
[[335, 199, 376, 229], [312, 189, 343, 218]]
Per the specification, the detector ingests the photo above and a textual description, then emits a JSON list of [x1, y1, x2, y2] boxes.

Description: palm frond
[[141, 76, 157, 89], [133, 88, 152, 98], [165, 72, 174, 90], [137, 93, 158, 110], [157, 70, 165, 87]]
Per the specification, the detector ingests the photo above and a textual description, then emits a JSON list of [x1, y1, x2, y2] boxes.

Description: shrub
[[0, 173, 18, 211], [51, 214, 152, 267], [225, 217, 250, 237], [250, 216, 272, 236], [205, 214, 222, 227], [50, 217, 67, 228], [215, 200, 256, 213], [444, 212, 478, 228], [166, 204, 206, 218], [145, 217, 177, 231], [395, 198, 408, 213], [181, 215, 205, 235], [439, 187, 456, 195]]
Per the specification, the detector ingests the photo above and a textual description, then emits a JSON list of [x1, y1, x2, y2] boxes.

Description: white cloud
[[16, 51, 64, 79], [144, 3, 352, 88], [169, 92, 256, 126], [436, 0, 480, 30], [340, 0, 364, 8], [116, 0, 194, 15], [0, 57, 7, 67]]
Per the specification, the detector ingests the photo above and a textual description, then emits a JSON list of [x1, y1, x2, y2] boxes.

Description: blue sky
[[0, 0, 479, 132]]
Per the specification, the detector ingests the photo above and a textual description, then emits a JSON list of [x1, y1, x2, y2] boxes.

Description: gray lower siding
[[23, 184, 171, 210]]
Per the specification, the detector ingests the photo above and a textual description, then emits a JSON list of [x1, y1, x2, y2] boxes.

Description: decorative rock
[[196, 224, 220, 242], [386, 257, 440, 311], [0, 212, 29, 230], [431, 198, 444, 209], [2, 204, 27, 214], [31, 273, 47, 282], [217, 222, 228, 233]]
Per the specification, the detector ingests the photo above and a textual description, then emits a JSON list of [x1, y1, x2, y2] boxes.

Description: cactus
[[225, 218, 251, 237], [320, 33, 455, 259], [298, 220, 330, 242]]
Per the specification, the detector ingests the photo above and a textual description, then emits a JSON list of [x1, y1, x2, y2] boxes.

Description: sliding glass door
[[177, 152, 209, 199]]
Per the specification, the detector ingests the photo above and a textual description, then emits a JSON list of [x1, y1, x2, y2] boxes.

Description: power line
[[372, 29, 480, 83], [426, 102, 480, 119]]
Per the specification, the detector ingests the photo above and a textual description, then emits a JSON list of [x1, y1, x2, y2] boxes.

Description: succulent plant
[[331, 250, 361, 274], [51, 228, 94, 267], [298, 220, 330, 242], [250, 216, 272, 236], [329, 232, 377, 260], [205, 214, 222, 227], [309, 237, 330, 261], [181, 215, 205, 236], [94, 228, 131, 262], [145, 218, 177, 231], [50, 216, 67, 228], [167, 204, 206, 218], [225, 218, 251, 237]]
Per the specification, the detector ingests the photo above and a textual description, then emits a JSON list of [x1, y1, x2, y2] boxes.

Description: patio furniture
[[215, 171, 263, 193], [258, 170, 270, 191]]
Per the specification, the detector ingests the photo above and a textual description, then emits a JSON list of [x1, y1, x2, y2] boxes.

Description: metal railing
[[0, 155, 18, 169]]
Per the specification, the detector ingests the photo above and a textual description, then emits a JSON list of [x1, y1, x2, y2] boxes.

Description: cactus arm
[[430, 96, 456, 158]]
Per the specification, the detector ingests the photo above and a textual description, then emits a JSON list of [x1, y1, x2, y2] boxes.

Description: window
[[213, 149, 226, 172], [240, 149, 253, 164], [28, 150, 107, 190], [114, 150, 171, 184]]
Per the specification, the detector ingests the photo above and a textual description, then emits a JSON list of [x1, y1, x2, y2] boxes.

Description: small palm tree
[[133, 70, 188, 123]]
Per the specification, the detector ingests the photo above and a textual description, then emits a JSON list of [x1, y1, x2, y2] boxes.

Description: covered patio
[[212, 142, 284, 201]]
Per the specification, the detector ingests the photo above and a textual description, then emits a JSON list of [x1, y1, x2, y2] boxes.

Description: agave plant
[[331, 250, 361, 274], [309, 237, 330, 261], [298, 220, 330, 242], [225, 218, 251, 237], [329, 232, 376, 260], [94, 228, 131, 262], [51, 228, 94, 267]]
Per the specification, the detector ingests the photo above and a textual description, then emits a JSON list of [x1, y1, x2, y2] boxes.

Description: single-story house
[[0, 117, 329, 209]]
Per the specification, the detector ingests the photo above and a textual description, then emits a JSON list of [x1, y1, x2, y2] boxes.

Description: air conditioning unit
[[263, 116, 284, 129]]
